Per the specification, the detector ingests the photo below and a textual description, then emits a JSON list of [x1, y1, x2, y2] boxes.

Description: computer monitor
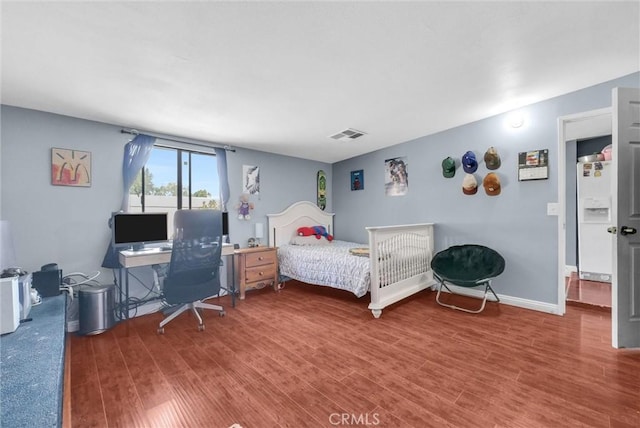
[[111, 212, 169, 250]]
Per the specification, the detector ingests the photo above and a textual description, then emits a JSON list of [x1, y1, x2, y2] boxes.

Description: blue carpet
[[1, 294, 66, 427]]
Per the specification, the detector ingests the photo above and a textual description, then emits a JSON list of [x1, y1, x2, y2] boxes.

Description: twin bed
[[267, 201, 436, 317]]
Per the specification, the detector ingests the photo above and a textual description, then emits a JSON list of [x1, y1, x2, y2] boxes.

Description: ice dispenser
[[581, 197, 610, 222]]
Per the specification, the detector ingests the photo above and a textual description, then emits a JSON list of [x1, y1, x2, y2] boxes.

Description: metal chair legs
[[435, 280, 500, 313], [158, 301, 225, 334]]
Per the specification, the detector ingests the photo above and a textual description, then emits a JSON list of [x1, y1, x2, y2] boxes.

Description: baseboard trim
[[500, 294, 560, 315], [66, 320, 79, 332], [443, 284, 561, 315], [565, 265, 578, 277], [131, 301, 164, 318]]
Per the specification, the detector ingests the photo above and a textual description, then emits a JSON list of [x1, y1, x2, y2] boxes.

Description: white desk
[[119, 243, 235, 268], [117, 243, 236, 321]]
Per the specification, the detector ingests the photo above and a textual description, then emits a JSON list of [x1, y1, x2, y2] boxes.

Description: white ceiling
[[2, 1, 638, 163]]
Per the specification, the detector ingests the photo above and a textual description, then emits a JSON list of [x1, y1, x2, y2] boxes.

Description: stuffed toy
[[297, 225, 333, 241], [235, 193, 254, 220]]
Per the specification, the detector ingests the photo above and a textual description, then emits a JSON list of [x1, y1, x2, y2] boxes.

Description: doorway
[[565, 135, 613, 309], [556, 107, 612, 317]]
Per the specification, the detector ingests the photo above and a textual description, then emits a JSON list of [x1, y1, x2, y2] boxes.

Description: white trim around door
[[557, 107, 612, 317]]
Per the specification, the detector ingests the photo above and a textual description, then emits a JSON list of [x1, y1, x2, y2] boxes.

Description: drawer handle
[[258, 256, 264, 261], [259, 272, 264, 276]]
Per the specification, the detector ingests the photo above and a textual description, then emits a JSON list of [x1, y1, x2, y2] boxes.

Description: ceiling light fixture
[[507, 111, 525, 128]]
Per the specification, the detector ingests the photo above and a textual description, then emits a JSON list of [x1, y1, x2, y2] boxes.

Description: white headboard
[[267, 201, 335, 247]]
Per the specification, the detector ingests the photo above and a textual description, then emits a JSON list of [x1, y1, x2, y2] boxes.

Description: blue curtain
[[121, 134, 156, 211], [102, 134, 156, 268], [103, 135, 227, 268], [214, 148, 230, 212]]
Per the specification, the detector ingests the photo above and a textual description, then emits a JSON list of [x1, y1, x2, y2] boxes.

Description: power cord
[[63, 271, 101, 285], [113, 295, 162, 321], [60, 271, 102, 300], [110, 269, 163, 321], [126, 270, 162, 297]]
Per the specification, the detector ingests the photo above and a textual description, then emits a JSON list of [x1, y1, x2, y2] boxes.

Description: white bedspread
[[277, 240, 370, 297]]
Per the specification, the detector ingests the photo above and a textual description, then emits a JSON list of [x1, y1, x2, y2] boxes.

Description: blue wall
[[0, 106, 331, 278], [332, 72, 639, 305], [2, 72, 638, 309]]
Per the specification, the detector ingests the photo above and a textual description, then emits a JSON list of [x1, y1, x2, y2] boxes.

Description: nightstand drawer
[[245, 251, 277, 268], [245, 265, 277, 283]]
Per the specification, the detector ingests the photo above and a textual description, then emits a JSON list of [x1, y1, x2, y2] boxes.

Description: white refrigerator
[[577, 160, 613, 282]]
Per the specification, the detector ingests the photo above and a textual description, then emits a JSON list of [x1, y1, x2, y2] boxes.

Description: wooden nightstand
[[234, 246, 279, 299]]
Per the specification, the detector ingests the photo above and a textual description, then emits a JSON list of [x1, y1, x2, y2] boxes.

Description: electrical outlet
[[547, 202, 559, 216]]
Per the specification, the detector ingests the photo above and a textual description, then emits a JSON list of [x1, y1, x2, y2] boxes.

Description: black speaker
[[222, 211, 229, 236], [32, 269, 62, 297]]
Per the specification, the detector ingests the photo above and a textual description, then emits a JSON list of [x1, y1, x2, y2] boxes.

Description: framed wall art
[[242, 165, 260, 195], [51, 147, 92, 187], [384, 157, 408, 196], [350, 170, 364, 190]]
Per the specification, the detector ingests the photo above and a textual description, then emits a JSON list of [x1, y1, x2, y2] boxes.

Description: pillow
[[290, 235, 332, 246]]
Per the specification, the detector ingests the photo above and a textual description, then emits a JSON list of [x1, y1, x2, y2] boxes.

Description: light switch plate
[[547, 202, 559, 216]]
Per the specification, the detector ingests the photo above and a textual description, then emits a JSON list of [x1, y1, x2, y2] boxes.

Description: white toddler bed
[[267, 201, 436, 318]]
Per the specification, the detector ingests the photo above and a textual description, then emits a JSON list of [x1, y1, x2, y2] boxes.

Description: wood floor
[[566, 272, 612, 309], [69, 281, 640, 428]]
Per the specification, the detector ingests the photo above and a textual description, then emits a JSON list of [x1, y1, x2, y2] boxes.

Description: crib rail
[[366, 223, 435, 318]]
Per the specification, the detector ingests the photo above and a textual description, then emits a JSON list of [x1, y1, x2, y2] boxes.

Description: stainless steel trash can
[[78, 284, 116, 335]]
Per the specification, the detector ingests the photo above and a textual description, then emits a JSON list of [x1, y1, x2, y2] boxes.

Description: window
[[128, 146, 220, 229]]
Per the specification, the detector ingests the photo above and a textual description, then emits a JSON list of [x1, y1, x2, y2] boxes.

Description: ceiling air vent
[[330, 128, 367, 141]]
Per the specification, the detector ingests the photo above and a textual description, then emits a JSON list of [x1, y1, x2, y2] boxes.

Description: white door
[[612, 87, 640, 348]]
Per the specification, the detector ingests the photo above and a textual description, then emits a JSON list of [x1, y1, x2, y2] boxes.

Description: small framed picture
[[51, 147, 92, 187], [518, 149, 549, 181], [351, 170, 364, 191]]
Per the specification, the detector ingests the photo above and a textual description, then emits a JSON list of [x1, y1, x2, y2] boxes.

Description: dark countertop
[[1, 294, 66, 427]]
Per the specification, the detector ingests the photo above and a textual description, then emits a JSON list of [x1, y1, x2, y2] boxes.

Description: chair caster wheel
[[157, 327, 164, 334], [198, 324, 205, 331], [219, 311, 226, 317]]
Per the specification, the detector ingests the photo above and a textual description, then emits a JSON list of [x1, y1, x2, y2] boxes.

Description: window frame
[[137, 143, 218, 212]]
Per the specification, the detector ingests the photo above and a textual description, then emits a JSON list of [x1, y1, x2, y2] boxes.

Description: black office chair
[[430, 244, 505, 313], [157, 209, 225, 334]]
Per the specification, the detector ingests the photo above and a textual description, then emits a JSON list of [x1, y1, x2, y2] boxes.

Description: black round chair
[[430, 244, 505, 313]]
